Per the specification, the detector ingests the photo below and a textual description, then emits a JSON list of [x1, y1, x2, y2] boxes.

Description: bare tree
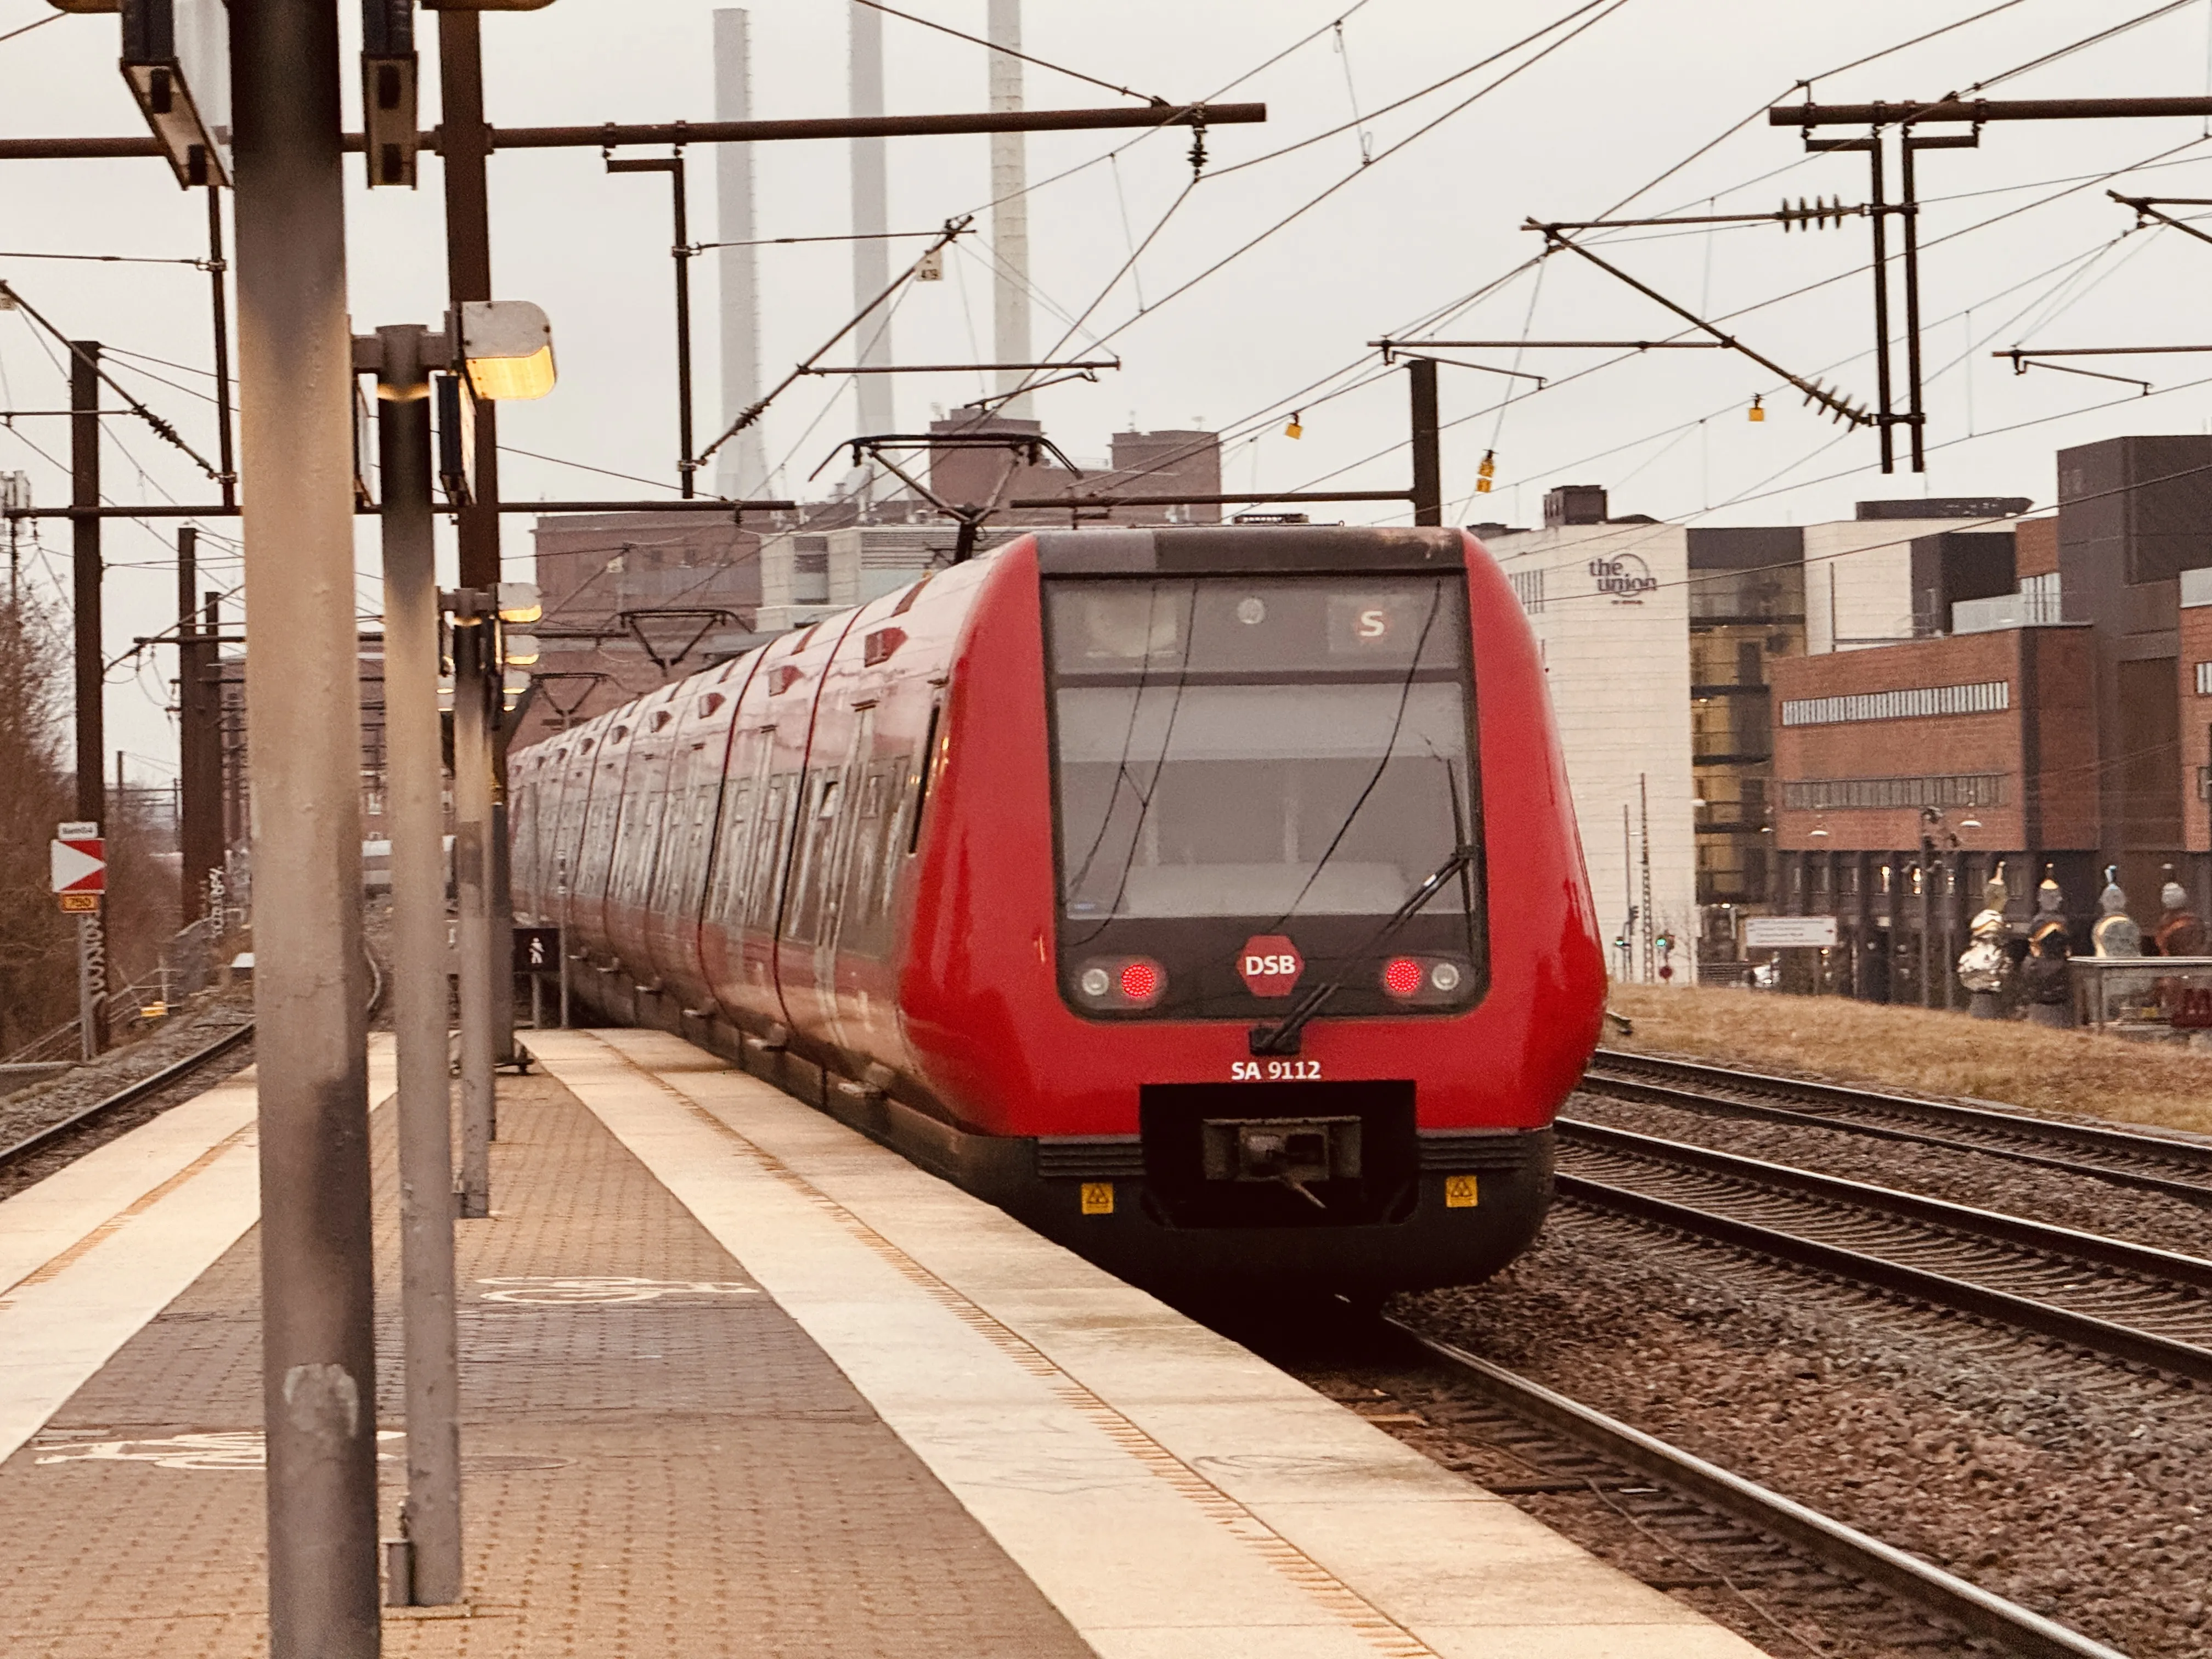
[[0, 598, 75, 1052]]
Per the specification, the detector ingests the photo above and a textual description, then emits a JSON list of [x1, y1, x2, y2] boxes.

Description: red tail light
[[1382, 956, 1424, 998], [1073, 956, 1167, 1011]]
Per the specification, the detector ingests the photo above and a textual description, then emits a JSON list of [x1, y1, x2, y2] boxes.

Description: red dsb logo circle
[[1239, 935, 1304, 998]]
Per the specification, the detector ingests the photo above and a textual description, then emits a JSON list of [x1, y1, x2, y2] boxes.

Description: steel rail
[[0, 1019, 254, 1175], [1560, 1116, 2212, 1290], [1555, 1166, 2212, 1382], [1387, 1322, 2132, 1659], [1586, 1049, 2212, 1207]]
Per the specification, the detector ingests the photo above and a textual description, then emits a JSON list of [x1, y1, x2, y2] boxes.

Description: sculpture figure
[[1956, 862, 2010, 1017], [2154, 866, 2207, 957], [2092, 867, 2142, 958], [2021, 866, 2074, 1028]]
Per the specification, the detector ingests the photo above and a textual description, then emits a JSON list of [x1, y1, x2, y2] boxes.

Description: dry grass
[[1606, 983, 2212, 1139]]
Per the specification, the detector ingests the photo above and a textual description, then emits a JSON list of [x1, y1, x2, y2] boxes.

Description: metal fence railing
[[2, 912, 242, 1068]]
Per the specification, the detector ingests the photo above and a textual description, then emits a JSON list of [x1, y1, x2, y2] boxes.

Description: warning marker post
[[52, 821, 106, 1059]]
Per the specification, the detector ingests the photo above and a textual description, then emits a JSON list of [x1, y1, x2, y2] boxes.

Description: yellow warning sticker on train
[[1444, 1175, 1479, 1209], [1080, 1182, 1115, 1216]]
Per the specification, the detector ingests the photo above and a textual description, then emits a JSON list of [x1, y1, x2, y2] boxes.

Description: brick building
[[1487, 488, 2028, 981], [1770, 435, 2212, 1003], [514, 419, 1228, 738], [512, 511, 768, 750]]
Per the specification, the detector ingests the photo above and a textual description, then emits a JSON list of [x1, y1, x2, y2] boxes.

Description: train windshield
[[1046, 576, 1479, 926]]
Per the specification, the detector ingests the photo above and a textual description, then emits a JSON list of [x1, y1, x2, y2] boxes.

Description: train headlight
[[1379, 955, 1470, 1003], [1071, 955, 1167, 1010]]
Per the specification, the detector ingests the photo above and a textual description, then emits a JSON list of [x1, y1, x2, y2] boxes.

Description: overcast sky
[[5, 0, 2212, 775]]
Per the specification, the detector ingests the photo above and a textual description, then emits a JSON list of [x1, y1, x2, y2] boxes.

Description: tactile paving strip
[[0, 1068, 1093, 1658]]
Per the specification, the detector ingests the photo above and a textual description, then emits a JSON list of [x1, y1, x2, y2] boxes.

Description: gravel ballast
[[1381, 1208, 2211, 1657], [0, 991, 254, 1200]]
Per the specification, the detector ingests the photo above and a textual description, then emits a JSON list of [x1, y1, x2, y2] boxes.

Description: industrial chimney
[[850, 1, 894, 444], [713, 9, 768, 499], [988, 0, 1033, 420]]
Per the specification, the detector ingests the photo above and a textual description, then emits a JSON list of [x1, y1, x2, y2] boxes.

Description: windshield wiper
[[1249, 842, 1480, 1058]]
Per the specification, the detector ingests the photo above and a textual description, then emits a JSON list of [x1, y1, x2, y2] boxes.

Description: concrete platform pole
[[372, 324, 464, 1604], [453, 610, 496, 1219], [229, 1, 382, 1652]]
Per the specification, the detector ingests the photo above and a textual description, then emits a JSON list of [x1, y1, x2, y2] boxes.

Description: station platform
[[0, 1025, 1762, 1659]]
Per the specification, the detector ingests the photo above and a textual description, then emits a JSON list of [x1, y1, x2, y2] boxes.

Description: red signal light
[[1120, 961, 1162, 1002], [1382, 956, 1424, 997]]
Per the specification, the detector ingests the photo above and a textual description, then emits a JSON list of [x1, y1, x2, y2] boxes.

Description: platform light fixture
[[494, 582, 543, 625], [118, 0, 232, 187], [361, 0, 420, 189], [458, 301, 557, 402]]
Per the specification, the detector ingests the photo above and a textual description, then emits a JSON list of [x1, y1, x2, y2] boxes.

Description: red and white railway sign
[[51, 821, 106, 898]]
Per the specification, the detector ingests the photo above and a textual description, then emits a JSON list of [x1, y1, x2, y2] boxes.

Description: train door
[[698, 623, 825, 1032], [605, 686, 684, 984], [778, 699, 876, 1050], [571, 714, 638, 961], [549, 720, 603, 938], [520, 747, 569, 924], [506, 751, 539, 917], [697, 710, 777, 1029], [642, 663, 748, 1010]]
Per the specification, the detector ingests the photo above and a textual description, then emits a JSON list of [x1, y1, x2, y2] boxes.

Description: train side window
[[907, 701, 942, 855]]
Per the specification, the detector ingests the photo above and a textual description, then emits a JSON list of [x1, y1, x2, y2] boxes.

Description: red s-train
[[511, 525, 1605, 1294]]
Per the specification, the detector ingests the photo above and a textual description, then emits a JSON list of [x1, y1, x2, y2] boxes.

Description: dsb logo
[[1238, 935, 1303, 998]]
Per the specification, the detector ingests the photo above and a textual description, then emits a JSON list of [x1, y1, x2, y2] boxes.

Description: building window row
[[1508, 567, 1545, 615], [1780, 679, 2009, 727], [1781, 772, 2010, 811], [2196, 661, 2212, 697]]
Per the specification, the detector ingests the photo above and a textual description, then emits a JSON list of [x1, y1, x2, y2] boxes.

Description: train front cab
[[891, 526, 1604, 1299]]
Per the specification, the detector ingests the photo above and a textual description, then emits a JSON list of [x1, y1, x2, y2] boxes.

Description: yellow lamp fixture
[[458, 300, 557, 402]]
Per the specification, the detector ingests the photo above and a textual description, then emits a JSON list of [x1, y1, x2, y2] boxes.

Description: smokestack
[[850, 2, 893, 443], [988, 0, 1033, 420], [713, 10, 768, 499]]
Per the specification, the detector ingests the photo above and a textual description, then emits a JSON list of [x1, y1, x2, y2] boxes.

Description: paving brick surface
[[0, 1068, 1093, 1658]]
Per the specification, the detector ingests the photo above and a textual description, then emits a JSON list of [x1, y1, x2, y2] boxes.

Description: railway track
[[1585, 1048, 2212, 1209], [1554, 1117, 2212, 1382], [1378, 1318, 2130, 1659], [0, 1020, 256, 1179]]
